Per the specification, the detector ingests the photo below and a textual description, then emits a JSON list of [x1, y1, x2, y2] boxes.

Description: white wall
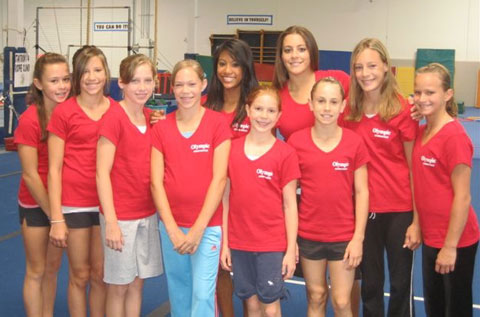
[[191, 0, 479, 62]]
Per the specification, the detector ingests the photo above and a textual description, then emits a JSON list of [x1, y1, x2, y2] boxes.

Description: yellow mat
[[396, 67, 415, 98]]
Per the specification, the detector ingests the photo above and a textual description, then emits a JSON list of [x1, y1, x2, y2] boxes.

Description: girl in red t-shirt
[[151, 59, 231, 316], [203, 39, 259, 316], [97, 54, 163, 316], [14, 53, 70, 317], [272, 26, 350, 141], [412, 63, 479, 316], [221, 86, 300, 317], [48, 46, 113, 316], [288, 77, 369, 316], [342, 38, 420, 316]]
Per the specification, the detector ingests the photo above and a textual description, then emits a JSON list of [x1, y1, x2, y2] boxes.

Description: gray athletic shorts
[[100, 213, 163, 285]]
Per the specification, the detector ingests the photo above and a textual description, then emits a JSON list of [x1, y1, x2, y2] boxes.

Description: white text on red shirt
[[421, 155, 437, 167], [332, 161, 350, 171], [372, 128, 392, 139], [191, 143, 210, 153], [256, 168, 273, 180]]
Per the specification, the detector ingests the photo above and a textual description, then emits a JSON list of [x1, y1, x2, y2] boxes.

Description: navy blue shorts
[[231, 250, 286, 304]]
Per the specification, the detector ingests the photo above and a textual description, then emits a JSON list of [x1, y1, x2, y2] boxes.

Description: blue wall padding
[[415, 49, 455, 83], [319, 50, 352, 73]]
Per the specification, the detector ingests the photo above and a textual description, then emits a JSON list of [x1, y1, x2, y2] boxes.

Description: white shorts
[[100, 213, 163, 285]]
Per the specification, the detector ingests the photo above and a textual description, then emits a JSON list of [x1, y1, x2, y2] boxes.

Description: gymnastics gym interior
[[0, 1, 479, 316]]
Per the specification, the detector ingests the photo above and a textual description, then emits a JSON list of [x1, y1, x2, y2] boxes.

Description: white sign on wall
[[227, 15, 273, 25], [14, 53, 31, 88], [94, 22, 129, 32]]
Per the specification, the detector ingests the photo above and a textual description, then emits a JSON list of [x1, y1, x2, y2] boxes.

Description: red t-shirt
[[202, 94, 250, 139], [220, 110, 250, 139], [288, 128, 369, 242], [47, 96, 115, 207], [151, 108, 232, 227], [14, 105, 48, 207], [277, 70, 350, 140], [412, 121, 479, 248], [228, 137, 301, 252], [340, 97, 418, 213], [98, 103, 156, 220]]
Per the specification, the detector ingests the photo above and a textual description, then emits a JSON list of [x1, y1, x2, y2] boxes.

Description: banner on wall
[[227, 15, 273, 25], [14, 53, 31, 88]]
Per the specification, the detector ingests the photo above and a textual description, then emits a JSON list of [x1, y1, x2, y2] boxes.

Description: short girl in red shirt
[[221, 86, 300, 317], [151, 59, 231, 317], [14, 53, 70, 317], [96, 54, 163, 317], [342, 38, 419, 317], [48, 46, 113, 317], [412, 63, 479, 317], [288, 77, 369, 316]]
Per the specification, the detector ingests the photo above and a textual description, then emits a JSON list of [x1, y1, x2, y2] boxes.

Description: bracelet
[[50, 219, 65, 224]]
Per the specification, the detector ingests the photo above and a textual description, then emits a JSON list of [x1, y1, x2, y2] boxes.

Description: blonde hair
[[246, 86, 281, 112], [273, 26, 319, 89], [311, 76, 345, 100], [119, 54, 157, 84], [347, 38, 402, 122], [171, 59, 205, 84], [416, 63, 457, 117]]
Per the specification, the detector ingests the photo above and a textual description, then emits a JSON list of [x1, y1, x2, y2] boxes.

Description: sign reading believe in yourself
[[94, 22, 129, 32], [227, 15, 273, 25]]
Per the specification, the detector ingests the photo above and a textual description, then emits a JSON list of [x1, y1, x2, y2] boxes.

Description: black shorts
[[298, 236, 362, 280], [64, 212, 100, 229], [298, 236, 349, 261], [19, 205, 50, 227]]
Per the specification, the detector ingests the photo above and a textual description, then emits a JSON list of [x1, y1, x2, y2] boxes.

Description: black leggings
[[361, 211, 414, 317], [422, 242, 478, 317]]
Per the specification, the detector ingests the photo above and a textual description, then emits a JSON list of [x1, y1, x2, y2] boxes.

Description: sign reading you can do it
[[94, 22, 129, 32]]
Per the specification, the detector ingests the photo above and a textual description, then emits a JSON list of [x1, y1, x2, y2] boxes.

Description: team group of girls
[[14, 24, 478, 317]]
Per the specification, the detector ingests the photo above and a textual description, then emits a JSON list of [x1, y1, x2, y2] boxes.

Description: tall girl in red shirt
[[412, 63, 479, 317], [342, 38, 420, 317], [48, 46, 113, 317], [14, 53, 70, 317], [273, 25, 350, 141], [204, 38, 258, 317], [151, 59, 231, 317], [288, 77, 369, 317]]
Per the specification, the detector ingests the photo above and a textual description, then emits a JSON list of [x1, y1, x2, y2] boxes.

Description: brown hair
[[29, 53, 70, 141], [347, 38, 402, 122], [311, 76, 345, 100], [171, 59, 205, 84], [273, 26, 319, 89], [119, 54, 157, 84], [72, 46, 110, 96], [416, 63, 457, 117], [246, 85, 281, 112]]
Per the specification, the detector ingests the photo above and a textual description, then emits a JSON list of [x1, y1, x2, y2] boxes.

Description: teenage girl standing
[[412, 63, 479, 317], [48, 46, 113, 317], [15, 53, 70, 317], [151, 59, 231, 316], [341, 38, 420, 316], [288, 77, 369, 317], [96, 54, 163, 317], [221, 86, 300, 317], [273, 25, 350, 141], [204, 38, 258, 317]]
